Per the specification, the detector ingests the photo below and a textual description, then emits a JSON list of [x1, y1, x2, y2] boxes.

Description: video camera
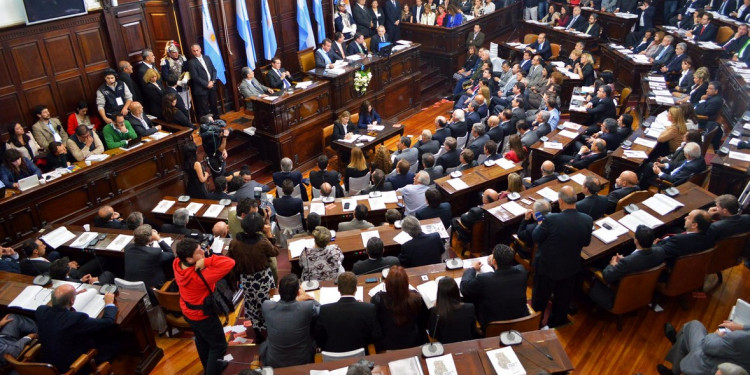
[[199, 118, 229, 137]]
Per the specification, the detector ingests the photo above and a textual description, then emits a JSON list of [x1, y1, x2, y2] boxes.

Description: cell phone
[[534, 212, 545, 222], [97, 233, 107, 240], [602, 223, 613, 230], [87, 238, 99, 247], [343, 202, 351, 210], [365, 277, 378, 283], [719, 327, 729, 334]]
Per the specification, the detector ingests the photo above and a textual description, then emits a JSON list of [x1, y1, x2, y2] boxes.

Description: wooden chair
[[511, 234, 536, 273], [566, 155, 610, 179], [350, 112, 359, 125], [657, 247, 715, 308], [627, 106, 641, 131], [451, 220, 486, 259], [550, 43, 561, 60], [614, 190, 653, 212], [258, 64, 273, 87], [654, 167, 711, 192], [322, 124, 336, 158], [485, 308, 542, 337], [701, 126, 718, 156], [152, 281, 192, 337], [364, 37, 372, 52], [616, 87, 632, 116], [523, 34, 538, 44], [594, 263, 665, 330], [716, 26, 734, 45], [4, 348, 112, 375], [705, 231, 750, 285], [297, 47, 315, 72]]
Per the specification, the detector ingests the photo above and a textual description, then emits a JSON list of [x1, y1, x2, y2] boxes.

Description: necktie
[[251, 79, 261, 92], [720, 0, 727, 13], [656, 46, 667, 61], [568, 16, 577, 29], [700, 25, 706, 35], [586, 24, 593, 34], [358, 43, 364, 53], [671, 161, 688, 176], [277, 70, 290, 88]]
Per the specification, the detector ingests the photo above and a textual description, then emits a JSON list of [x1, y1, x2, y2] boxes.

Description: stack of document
[[593, 217, 628, 244], [495, 158, 517, 169], [634, 137, 657, 148], [618, 209, 665, 232], [203, 204, 224, 218], [416, 280, 439, 308], [486, 347, 525, 375], [288, 238, 315, 258], [69, 232, 99, 249], [446, 178, 469, 190], [642, 194, 684, 215], [388, 356, 424, 375], [421, 222, 449, 238], [623, 150, 649, 159], [41, 226, 76, 249], [9, 285, 52, 311], [558, 130, 579, 138], [105, 234, 133, 251], [185, 202, 204, 216], [537, 187, 559, 202]]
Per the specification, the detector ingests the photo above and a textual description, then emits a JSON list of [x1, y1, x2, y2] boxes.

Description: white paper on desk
[[623, 150, 649, 159], [311, 368, 349, 375], [634, 137, 657, 148], [729, 138, 741, 146], [619, 209, 664, 232], [615, 12, 638, 18], [41, 226, 76, 249], [351, 194, 369, 201], [105, 234, 133, 251], [486, 347, 525, 375], [85, 154, 109, 162], [203, 204, 224, 218], [309, 202, 326, 216], [421, 222, 449, 239], [185, 202, 203, 216], [645, 128, 665, 139], [593, 228, 619, 243], [149, 131, 170, 140], [388, 356, 425, 375], [210, 237, 225, 254], [729, 151, 750, 162], [493, 158, 516, 169], [358, 135, 376, 142], [69, 232, 99, 249], [393, 231, 413, 244], [72, 289, 105, 318], [570, 173, 587, 185], [368, 197, 386, 210], [653, 89, 672, 96], [361, 230, 381, 247], [537, 187, 559, 202], [426, 353, 458, 375], [643, 194, 684, 216], [501, 201, 527, 217], [152, 200, 175, 213], [341, 199, 356, 211], [543, 141, 564, 150], [462, 256, 494, 273], [416, 280, 439, 309], [596, 216, 629, 236], [288, 238, 315, 259], [9, 285, 52, 311], [743, 123, 750, 130], [446, 178, 469, 190], [295, 81, 313, 89], [656, 96, 675, 105], [558, 130, 579, 139], [563, 122, 582, 130], [381, 190, 399, 204]]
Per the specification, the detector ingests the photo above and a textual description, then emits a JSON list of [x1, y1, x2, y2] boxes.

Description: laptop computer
[[377, 43, 394, 58], [729, 298, 750, 327], [123, 137, 143, 149], [17, 175, 40, 192]]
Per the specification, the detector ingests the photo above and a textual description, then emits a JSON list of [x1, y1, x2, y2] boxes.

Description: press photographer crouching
[[199, 114, 230, 181]]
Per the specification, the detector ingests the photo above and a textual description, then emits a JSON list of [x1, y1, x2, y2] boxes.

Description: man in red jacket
[[173, 238, 235, 375]]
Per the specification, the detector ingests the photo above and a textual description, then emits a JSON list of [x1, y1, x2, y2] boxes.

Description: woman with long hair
[[371, 145, 392, 174], [541, 4, 560, 25], [66, 101, 102, 135], [345, 147, 370, 192], [556, 6, 570, 27], [6, 123, 40, 161], [0, 148, 42, 189], [401, 4, 413, 22], [181, 142, 209, 199], [332, 111, 356, 141], [163, 93, 193, 129], [471, 0, 484, 17], [421, 4, 436, 25], [427, 278, 479, 343], [658, 106, 688, 153], [503, 134, 527, 163], [226, 212, 278, 340], [436, 4, 447, 26], [499, 172, 524, 200], [371, 266, 428, 351], [575, 53, 595, 86], [357, 100, 382, 129], [445, 4, 464, 27]]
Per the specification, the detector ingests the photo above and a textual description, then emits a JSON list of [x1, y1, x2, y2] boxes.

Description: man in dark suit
[[650, 142, 706, 186], [529, 161, 558, 187], [416, 130, 440, 163], [656, 43, 687, 76], [352, 0, 373, 36], [412, 0, 425, 23], [486, 115, 504, 144], [234, 169, 271, 201], [421, 153, 444, 183], [566, 139, 607, 170], [466, 24, 486, 47], [117, 60, 142, 103], [694, 81, 724, 120], [466, 124, 490, 158], [464, 102, 482, 128], [134, 49, 157, 94], [616, 0, 640, 13], [448, 110, 468, 138], [588, 225, 665, 309], [315, 39, 337, 69], [706, 194, 750, 243], [383, 0, 402, 41], [433, 116, 451, 146], [415, 187, 452, 229], [273, 180, 305, 229], [653, 209, 713, 263], [315, 272, 381, 353], [461, 244, 530, 329], [371, 26, 390, 53], [347, 33, 369, 55], [124, 225, 175, 302], [352, 237, 400, 275], [526, 33, 551, 60], [398, 216, 444, 267], [126, 102, 159, 137], [607, 171, 640, 213], [93, 205, 127, 230], [576, 176, 608, 220], [436, 137, 461, 170], [187, 43, 219, 118], [309, 155, 344, 197], [532, 186, 593, 327], [566, 6, 587, 31], [688, 12, 718, 42], [710, 0, 738, 15], [650, 35, 675, 66], [267, 57, 293, 90], [585, 85, 617, 126], [580, 14, 602, 37], [36, 284, 118, 371], [19, 238, 97, 279], [161, 208, 199, 235], [272, 157, 309, 201], [386, 159, 415, 190], [625, 0, 655, 46], [721, 24, 749, 58]]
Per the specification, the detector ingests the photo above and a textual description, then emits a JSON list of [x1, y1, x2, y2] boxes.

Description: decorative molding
[[0, 13, 103, 40]]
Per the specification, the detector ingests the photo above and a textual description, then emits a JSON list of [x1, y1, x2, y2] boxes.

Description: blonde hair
[[371, 145, 392, 174], [694, 67, 709, 82], [348, 147, 368, 170], [507, 172, 523, 193], [581, 53, 593, 64], [143, 68, 161, 83], [338, 111, 351, 123], [668, 106, 687, 135]]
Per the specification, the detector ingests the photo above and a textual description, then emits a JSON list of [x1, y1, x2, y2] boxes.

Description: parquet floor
[[145, 99, 750, 375]]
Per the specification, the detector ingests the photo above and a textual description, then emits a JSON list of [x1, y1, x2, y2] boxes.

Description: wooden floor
[[147, 98, 750, 375]]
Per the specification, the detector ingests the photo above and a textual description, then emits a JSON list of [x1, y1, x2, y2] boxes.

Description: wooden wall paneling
[[103, 3, 151, 62], [75, 28, 110, 68], [35, 185, 92, 226], [44, 34, 80, 76], [54, 76, 89, 119], [113, 157, 161, 194], [144, 1, 182, 60], [6, 207, 37, 241], [0, 218, 11, 245]]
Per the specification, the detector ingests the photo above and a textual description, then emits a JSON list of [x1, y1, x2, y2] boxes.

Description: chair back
[[321, 348, 366, 362], [716, 26, 734, 44], [588, 154, 609, 178], [258, 64, 272, 87], [322, 124, 334, 154], [152, 283, 183, 313], [701, 126, 718, 156], [523, 34, 538, 44], [610, 263, 664, 315], [550, 43, 561, 60], [364, 37, 372, 51], [350, 112, 360, 124], [276, 184, 302, 199], [485, 310, 542, 337], [298, 47, 316, 72], [114, 278, 150, 307], [615, 190, 653, 212], [706, 231, 750, 275], [627, 106, 641, 131], [348, 172, 371, 196], [658, 247, 714, 297], [456, 134, 468, 150], [312, 186, 336, 199], [4, 353, 60, 375], [276, 213, 304, 236], [688, 166, 710, 188], [617, 87, 632, 116]]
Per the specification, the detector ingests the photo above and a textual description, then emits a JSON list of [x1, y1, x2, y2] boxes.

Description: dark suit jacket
[[352, 256, 400, 275], [309, 169, 343, 197], [688, 82, 709, 104], [36, 305, 117, 371], [532, 209, 593, 280], [314, 48, 337, 68], [165, 86, 189, 118], [125, 113, 157, 137], [436, 149, 461, 170], [653, 231, 714, 263], [675, 69, 694, 91], [427, 303, 479, 343], [399, 232, 443, 267], [386, 172, 414, 190], [234, 180, 271, 201], [606, 186, 638, 213], [576, 194, 608, 220], [272, 170, 309, 201], [448, 121, 467, 138], [601, 131, 621, 151], [383, 0, 401, 28], [694, 95, 723, 118], [530, 173, 558, 187], [371, 33, 389, 52], [663, 53, 687, 73], [352, 4, 372, 36], [134, 62, 155, 91], [160, 224, 197, 236], [315, 297, 381, 353], [124, 241, 174, 299], [415, 203, 452, 229], [570, 151, 606, 170], [568, 14, 587, 31], [433, 127, 451, 145], [581, 22, 601, 37], [332, 120, 357, 142], [266, 68, 290, 90], [586, 97, 617, 125], [143, 82, 164, 118], [467, 134, 489, 157], [466, 31, 486, 47], [528, 40, 551, 60], [187, 55, 217, 97], [369, 8, 385, 32], [618, 0, 639, 13], [706, 214, 750, 243], [460, 265, 529, 328], [465, 111, 482, 127], [331, 42, 346, 61], [347, 41, 368, 55], [693, 23, 718, 42], [273, 195, 305, 227], [517, 218, 538, 245], [487, 126, 504, 144], [635, 6, 655, 29], [589, 248, 664, 309], [416, 139, 440, 160], [659, 157, 706, 184], [119, 71, 142, 103]]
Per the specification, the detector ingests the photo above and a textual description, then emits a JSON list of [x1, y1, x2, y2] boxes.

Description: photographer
[[199, 114, 229, 181]]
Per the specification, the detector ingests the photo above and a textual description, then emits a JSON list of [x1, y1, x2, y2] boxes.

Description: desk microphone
[[421, 314, 444, 358], [27, 259, 51, 286], [216, 359, 273, 374], [82, 247, 117, 295], [514, 330, 554, 361]]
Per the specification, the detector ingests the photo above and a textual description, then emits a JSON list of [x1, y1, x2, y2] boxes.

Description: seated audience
[[48, 257, 115, 287], [654, 209, 713, 263], [371, 145, 392, 174], [125, 211, 144, 230], [460, 244, 530, 329], [656, 320, 750, 375], [212, 221, 229, 238], [433, 116, 451, 146], [294, 212, 321, 239], [6, 123, 41, 161], [207, 175, 235, 201], [161, 208, 197, 235], [332, 111, 356, 142], [386, 159, 415, 190], [503, 134, 527, 164], [384, 209, 402, 225], [530, 160, 558, 187], [0, 149, 42, 189], [607, 171, 640, 213], [163, 93, 193, 128], [272, 157, 309, 201], [44, 141, 71, 171], [102, 114, 138, 150], [352, 237, 400, 275], [421, 153, 444, 183], [338, 204, 375, 231], [309, 155, 344, 197], [234, 169, 271, 201], [415, 187, 452, 229], [428, 278, 480, 343], [67, 101, 102, 136], [436, 137, 461, 170], [576, 176, 607, 220], [124, 224, 174, 302], [273, 179, 305, 227], [19, 239, 60, 276], [365, 169, 394, 193], [416, 130, 440, 162], [127, 101, 160, 137], [31, 105, 69, 150], [452, 189, 497, 244], [399, 171, 431, 215], [345, 147, 370, 193], [93, 205, 127, 229], [66, 125, 104, 162], [392, 136, 418, 170], [658, 107, 688, 153], [300, 227, 343, 281], [0, 313, 37, 360], [646, 142, 705, 187], [455, 149, 477, 172], [498, 172, 523, 200], [371, 266, 428, 351], [398, 216, 444, 267], [706, 194, 750, 243], [563, 139, 607, 170]]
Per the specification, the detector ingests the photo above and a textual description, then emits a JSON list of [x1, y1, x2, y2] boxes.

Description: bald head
[[212, 221, 229, 238], [482, 189, 499, 204], [98, 205, 115, 221], [51, 284, 76, 308], [541, 161, 555, 176], [558, 185, 577, 207], [488, 115, 499, 127], [617, 171, 638, 188]]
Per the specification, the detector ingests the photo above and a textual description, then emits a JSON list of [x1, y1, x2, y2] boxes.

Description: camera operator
[[199, 114, 229, 180]]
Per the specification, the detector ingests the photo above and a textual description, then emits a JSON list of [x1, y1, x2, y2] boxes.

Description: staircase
[[418, 61, 450, 105]]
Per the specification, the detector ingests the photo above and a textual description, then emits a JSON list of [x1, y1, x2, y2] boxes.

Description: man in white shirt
[[398, 171, 431, 215]]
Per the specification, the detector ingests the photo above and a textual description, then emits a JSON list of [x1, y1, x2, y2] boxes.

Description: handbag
[[187, 269, 235, 317]]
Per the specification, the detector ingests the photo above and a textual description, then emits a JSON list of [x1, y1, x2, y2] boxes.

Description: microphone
[[27, 258, 51, 286], [421, 314, 444, 358], [517, 330, 554, 361], [82, 246, 117, 295]]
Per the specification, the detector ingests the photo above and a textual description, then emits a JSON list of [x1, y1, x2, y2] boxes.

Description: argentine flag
[[297, 0, 316, 50], [236, 0, 257, 69], [261, 0, 278, 60], [312, 0, 325, 44], [201, 0, 226, 83]]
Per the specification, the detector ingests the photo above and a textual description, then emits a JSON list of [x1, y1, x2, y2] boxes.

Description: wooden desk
[[637, 74, 677, 119], [271, 330, 573, 375], [303, 193, 403, 229], [0, 125, 194, 247], [434, 162, 523, 216], [578, 7, 638, 43], [529, 122, 587, 180], [608, 128, 659, 191], [581, 182, 716, 263], [0, 271, 163, 374], [717, 59, 750, 124], [657, 26, 724, 75], [331, 123, 405, 157], [521, 21, 598, 54], [708, 124, 750, 196], [400, 4, 520, 77], [599, 44, 653, 96], [151, 196, 237, 228]]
